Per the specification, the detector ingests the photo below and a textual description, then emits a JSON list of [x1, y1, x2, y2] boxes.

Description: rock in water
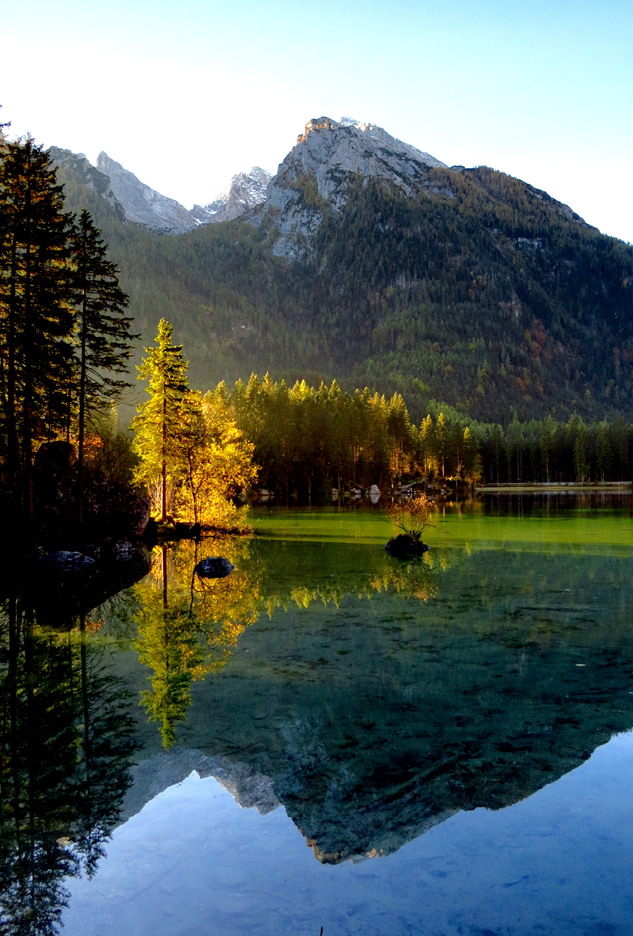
[[195, 556, 234, 578], [37, 551, 95, 572], [385, 535, 430, 559]]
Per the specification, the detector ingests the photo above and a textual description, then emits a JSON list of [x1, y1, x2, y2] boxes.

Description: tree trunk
[[78, 225, 88, 526], [162, 390, 167, 523], [23, 143, 34, 525]]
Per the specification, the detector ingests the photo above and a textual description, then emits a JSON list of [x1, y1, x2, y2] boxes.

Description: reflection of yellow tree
[[260, 552, 450, 614], [370, 563, 438, 602], [134, 539, 260, 749], [134, 539, 456, 747]]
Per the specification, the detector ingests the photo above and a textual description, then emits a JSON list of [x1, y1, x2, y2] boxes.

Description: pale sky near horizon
[[2, 0, 632, 242]]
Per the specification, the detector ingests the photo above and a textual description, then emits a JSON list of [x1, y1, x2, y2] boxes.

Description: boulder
[[195, 556, 234, 579], [385, 535, 430, 559], [37, 551, 95, 572]]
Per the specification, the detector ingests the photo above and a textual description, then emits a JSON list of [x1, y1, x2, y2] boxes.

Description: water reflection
[[0, 595, 135, 935], [140, 539, 633, 865], [133, 540, 260, 749], [4, 519, 633, 933], [132, 539, 440, 750]]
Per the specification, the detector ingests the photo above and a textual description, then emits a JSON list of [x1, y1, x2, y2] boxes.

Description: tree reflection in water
[[133, 539, 261, 749], [133, 538, 442, 749], [0, 591, 135, 936]]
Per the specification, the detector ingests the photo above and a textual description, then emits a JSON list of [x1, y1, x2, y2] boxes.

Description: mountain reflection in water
[[3, 521, 633, 932]]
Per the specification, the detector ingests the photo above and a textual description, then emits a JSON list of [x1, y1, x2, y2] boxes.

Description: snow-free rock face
[[192, 166, 272, 224], [48, 147, 127, 223], [96, 152, 199, 234], [259, 116, 448, 257], [51, 148, 271, 234]]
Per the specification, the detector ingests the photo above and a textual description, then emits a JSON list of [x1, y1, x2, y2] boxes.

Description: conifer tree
[[72, 208, 136, 522], [0, 137, 75, 522], [132, 319, 189, 521]]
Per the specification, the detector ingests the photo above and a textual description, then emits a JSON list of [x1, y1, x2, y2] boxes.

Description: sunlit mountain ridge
[[50, 116, 633, 425]]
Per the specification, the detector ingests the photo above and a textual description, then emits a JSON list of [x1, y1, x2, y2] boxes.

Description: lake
[[2, 496, 633, 935]]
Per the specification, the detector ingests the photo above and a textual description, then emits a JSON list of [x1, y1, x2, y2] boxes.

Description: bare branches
[[384, 492, 436, 540]]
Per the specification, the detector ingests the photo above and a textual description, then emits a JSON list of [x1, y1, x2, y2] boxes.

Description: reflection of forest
[[129, 542, 633, 865], [133, 538, 443, 749], [0, 594, 135, 936]]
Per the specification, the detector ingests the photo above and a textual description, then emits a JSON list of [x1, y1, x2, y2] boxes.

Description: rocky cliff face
[[192, 166, 272, 224], [257, 116, 448, 257], [48, 147, 127, 223], [96, 152, 200, 235], [52, 149, 272, 234]]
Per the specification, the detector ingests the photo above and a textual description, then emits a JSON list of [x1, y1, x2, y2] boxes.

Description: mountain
[[48, 147, 126, 223], [258, 115, 450, 257], [192, 167, 272, 224], [95, 152, 200, 234], [49, 149, 272, 235], [75, 153, 272, 234], [257, 116, 592, 260], [50, 117, 633, 425]]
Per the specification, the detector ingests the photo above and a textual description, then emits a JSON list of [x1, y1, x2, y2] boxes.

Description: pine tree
[[0, 137, 76, 522], [132, 319, 189, 522], [71, 208, 136, 523]]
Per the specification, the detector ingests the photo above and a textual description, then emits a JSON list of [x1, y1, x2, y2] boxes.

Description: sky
[[2, 0, 632, 242]]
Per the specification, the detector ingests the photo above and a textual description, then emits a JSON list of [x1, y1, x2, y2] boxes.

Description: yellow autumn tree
[[172, 387, 257, 530], [132, 322, 257, 530]]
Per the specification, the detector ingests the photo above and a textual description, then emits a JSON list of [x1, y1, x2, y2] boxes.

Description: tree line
[[214, 374, 633, 494]]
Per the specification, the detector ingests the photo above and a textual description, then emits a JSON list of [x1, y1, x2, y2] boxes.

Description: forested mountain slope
[[51, 118, 633, 425]]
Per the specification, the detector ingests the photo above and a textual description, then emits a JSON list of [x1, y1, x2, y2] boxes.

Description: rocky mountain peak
[[297, 116, 340, 145], [192, 166, 272, 225], [96, 152, 199, 235], [261, 115, 448, 257]]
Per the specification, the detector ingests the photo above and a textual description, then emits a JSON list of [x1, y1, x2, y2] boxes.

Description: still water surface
[[2, 498, 633, 935]]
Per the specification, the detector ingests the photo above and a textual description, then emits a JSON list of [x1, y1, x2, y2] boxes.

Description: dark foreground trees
[[0, 136, 136, 536], [73, 208, 136, 523], [0, 137, 75, 522]]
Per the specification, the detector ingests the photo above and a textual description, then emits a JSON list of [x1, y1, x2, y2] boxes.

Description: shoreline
[[476, 482, 632, 493]]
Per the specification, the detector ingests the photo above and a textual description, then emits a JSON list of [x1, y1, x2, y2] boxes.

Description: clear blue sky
[[2, 0, 632, 241]]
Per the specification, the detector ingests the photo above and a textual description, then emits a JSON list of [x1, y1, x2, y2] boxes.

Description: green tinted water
[[252, 501, 633, 549]]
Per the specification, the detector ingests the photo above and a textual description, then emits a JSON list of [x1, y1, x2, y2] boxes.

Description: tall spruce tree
[[72, 208, 136, 523], [132, 319, 189, 522], [0, 137, 75, 523]]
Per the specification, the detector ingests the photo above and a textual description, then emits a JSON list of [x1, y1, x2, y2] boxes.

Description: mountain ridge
[[48, 116, 633, 425]]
